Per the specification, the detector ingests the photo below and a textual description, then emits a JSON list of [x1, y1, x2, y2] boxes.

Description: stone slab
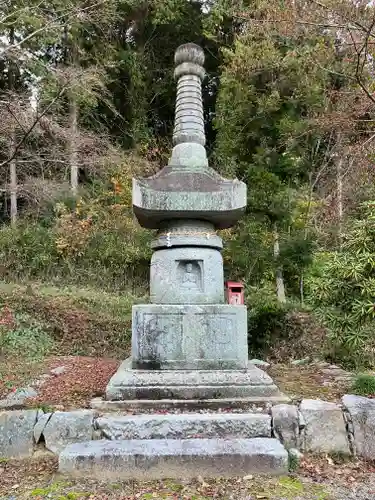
[[271, 404, 300, 450], [132, 167, 247, 230], [342, 394, 375, 459], [300, 399, 350, 454], [42, 410, 97, 454], [0, 410, 38, 458], [132, 304, 248, 370], [0, 387, 38, 409], [106, 359, 286, 401], [34, 412, 52, 443], [95, 413, 271, 440], [91, 395, 290, 412], [59, 438, 288, 479]]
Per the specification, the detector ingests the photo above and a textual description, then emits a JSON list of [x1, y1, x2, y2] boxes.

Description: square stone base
[[132, 304, 248, 370], [105, 358, 287, 402]]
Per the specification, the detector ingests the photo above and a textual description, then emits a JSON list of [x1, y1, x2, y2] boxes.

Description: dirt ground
[[1, 454, 375, 499], [0, 355, 357, 410], [1, 356, 373, 499], [0, 356, 120, 410]]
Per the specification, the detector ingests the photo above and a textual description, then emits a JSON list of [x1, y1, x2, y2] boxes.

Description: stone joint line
[[0, 396, 372, 461]]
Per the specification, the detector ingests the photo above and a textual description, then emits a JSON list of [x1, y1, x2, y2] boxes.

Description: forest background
[[1, 0, 375, 370]]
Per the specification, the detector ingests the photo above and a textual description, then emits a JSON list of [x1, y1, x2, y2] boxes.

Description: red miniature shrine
[[225, 281, 244, 305]]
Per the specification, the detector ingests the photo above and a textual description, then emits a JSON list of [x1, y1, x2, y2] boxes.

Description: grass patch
[[0, 281, 141, 358], [0, 357, 45, 398], [351, 373, 375, 397], [0, 310, 54, 398], [30, 481, 90, 499], [0, 312, 54, 360], [231, 476, 331, 499]]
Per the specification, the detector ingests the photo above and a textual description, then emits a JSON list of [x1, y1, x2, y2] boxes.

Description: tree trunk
[[8, 27, 17, 225], [64, 22, 79, 195], [273, 222, 286, 304], [337, 155, 343, 251], [9, 133, 17, 226], [68, 92, 79, 195]]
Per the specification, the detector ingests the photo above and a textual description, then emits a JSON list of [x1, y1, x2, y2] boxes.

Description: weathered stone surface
[[321, 368, 349, 377], [342, 394, 375, 459], [59, 438, 288, 479], [0, 387, 38, 409], [300, 399, 350, 454], [291, 358, 310, 366], [249, 359, 270, 368], [106, 358, 287, 402], [172, 43, 206, 147], [96, 413, 271, 440], [42, 410, 96, 454], [271, 404, 300, 449], [150, 245, 224, 305], [50, 366, 66, 376], [111, 359, 274, 386], [34, 412, 52, 443], [151, 220, 223, 251], [0, 410, 38, 458], [92, 395, 290, 412], [133, 168, 247, 230], [131, 304, 248, 370]]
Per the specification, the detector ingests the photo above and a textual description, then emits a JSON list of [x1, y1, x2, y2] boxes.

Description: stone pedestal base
[[132, 304, 248, 370], [105, 359, 287, 402]]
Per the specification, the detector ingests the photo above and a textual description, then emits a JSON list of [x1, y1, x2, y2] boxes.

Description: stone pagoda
[[106, 43, 285, 405], [59, 44, 289, 481]]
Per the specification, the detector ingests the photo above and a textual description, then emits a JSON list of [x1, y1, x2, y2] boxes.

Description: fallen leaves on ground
[[2, 352, 355, 410], [0, 357, 44, 399], [266, 364, 352, 402], [24, 356, 119, 410], [300, 454, 375, 482], [1, 455, 375, 499]]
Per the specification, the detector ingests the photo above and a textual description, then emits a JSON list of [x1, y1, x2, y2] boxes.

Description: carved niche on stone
[[177, 260, 203, 291]]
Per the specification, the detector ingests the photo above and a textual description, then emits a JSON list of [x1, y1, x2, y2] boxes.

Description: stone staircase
[[58, 410, 289, 479]]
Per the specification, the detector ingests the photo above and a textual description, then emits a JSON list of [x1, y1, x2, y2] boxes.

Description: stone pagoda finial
[[169, 44, 208, 170], [173, 43, 206, 148], [132, 42, 246, 230]]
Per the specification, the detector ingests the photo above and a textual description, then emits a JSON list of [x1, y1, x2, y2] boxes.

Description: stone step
[[106, 358, 288, 401], [59, 438, 288, 479], [91, 395, 290, 412], [95, 412, 271, 440]]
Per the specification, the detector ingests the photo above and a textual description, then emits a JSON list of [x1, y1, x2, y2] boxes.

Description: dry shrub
[[268, 311, 328, 362]]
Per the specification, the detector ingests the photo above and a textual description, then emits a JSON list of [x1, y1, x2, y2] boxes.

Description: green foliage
[[350, 374, 375, 397], [30, 481, 89, 498], [0, 282, 136, 358], [306, 202, 375, 368], [0, 224, 58, 280], [246, 284, 295, 355], [0, 169, 152, 290], [222, 218, 274, 284], [288, 452, 300, 473], [0, 312, 54, 360], [1, 0, 375, 369], [212, 9, 335, 296]]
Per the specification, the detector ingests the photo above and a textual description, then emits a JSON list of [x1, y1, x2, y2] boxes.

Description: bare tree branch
[[0, 2, 44, 26], [347, 15, 375, 106], [0, 85, 67, 169], [0, 0, 110, 57]]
